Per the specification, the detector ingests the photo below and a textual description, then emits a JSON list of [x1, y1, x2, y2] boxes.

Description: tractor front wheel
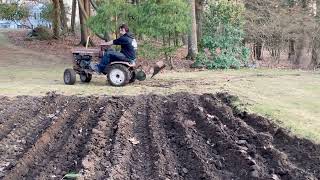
[[64, 68, 76, 85], [80, 72, 92, 83]]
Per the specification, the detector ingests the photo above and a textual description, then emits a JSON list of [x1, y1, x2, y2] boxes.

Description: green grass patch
[[0, 62, 320, 142], [0, 31, 319, 143], [1, 65, 320, 143]]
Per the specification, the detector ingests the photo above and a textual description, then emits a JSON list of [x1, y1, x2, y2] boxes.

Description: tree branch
[[78, 0, 89, 19], [89, 0, 98, 11], [12, 19, 32, 29], [77, 0, 108, 41]]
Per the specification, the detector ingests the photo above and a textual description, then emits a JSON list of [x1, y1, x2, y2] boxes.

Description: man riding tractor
[[63, 24, 165, 86], [90, 24, 137, 74]]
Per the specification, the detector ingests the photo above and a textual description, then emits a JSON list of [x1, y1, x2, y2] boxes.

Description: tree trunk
[[85, 0, 90, 17], [71, 0, 76, 33], [182, 34, 188, 46], [52, 0, 61, 39], [295, 35, 309, 66], [195, 0, 204, 42], [288, 39, 295, 62], [310, 41, 320, 68], [103, 32, 112, 41], [309, 0, 320, 68], [78, 0, 89, 46], [174, 31, 179, 47], [186, 0, 198, 60], [59, 0, 68, 32], [254, 41, 262, 60], [293, 0, 313, 67], [131, 0, 139, 4]]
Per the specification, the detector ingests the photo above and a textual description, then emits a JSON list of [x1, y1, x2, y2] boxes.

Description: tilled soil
[[0, 92, 319, 180]]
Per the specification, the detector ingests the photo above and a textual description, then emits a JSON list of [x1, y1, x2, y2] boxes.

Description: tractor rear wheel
[[129, 70, 136, 83], [107, 64, 130, 86]]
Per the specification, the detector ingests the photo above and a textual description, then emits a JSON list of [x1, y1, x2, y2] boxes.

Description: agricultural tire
[[64, 68, 76, 85], [80, 72, 92, 83], [129, 70, 136, 83], [107, 64, 130, 86]]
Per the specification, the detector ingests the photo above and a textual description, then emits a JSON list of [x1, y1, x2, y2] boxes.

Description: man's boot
[[89, 62, 101, 74]]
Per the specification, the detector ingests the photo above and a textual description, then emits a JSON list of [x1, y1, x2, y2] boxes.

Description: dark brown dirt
[[0, 92, 319, 180]]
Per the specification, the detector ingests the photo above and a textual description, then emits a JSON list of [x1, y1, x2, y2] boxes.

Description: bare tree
[[294, 0, 315, 66], [195, 0, 204, 42], [71, 0, 76, 33], [186, 0, 198, 60], [310, 0, 320, 68], [52, 0, 61, 39], [59, 0, 68, 32], [78, 0, 89, 46]]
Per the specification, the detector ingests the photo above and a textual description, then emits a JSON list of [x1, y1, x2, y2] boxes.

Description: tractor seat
[[110, 61, 136, 67]]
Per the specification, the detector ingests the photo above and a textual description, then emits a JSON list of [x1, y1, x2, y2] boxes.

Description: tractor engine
[[74, 54, 92, 69]]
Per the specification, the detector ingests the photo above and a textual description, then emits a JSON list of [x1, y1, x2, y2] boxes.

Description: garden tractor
[[63, 41, 165, 87]]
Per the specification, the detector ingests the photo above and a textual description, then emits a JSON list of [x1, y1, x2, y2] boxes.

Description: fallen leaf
[[62, 173, 80, 179], [129, 137, 140, 145], [197, 106, 204, 112], [182, 168, 188, 173], [47, 114, 55, 118], [184, 120, 196, 128], [207, 114, 216, 119]]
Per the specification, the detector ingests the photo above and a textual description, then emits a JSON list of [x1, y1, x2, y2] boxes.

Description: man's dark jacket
[[113, 32, 136, 60]]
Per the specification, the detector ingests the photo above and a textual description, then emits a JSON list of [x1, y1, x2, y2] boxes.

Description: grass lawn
[[0, 30, 320, 143]]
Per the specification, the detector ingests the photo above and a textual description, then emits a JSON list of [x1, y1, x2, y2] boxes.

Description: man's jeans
[[97, 51, 128, 72]]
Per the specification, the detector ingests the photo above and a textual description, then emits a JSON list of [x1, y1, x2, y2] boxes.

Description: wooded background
[[1, 0, 319, 69]]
